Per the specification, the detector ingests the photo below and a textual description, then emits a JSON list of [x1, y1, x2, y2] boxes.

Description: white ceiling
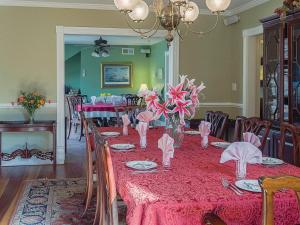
[[64, 34, 164, 45], [0, 0, 270, 15]]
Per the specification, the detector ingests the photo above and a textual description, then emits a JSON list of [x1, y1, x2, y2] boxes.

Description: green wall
[[150, 41, 168, 95], [65, 52, 81, 90], [65, 43, 166, 99]]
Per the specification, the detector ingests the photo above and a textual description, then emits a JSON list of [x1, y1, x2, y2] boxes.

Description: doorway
[[242, 25, 263, 117], [56, 27, 179, 164]]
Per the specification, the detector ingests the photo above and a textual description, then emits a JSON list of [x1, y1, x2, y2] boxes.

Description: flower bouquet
[[17, 91, 46, 123], [144, 75, 205, 147], [275, 0, 300, 19]]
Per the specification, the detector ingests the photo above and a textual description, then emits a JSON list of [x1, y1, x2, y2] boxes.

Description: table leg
[[0, 132, 2, 166], [53, 125, 56, 165]]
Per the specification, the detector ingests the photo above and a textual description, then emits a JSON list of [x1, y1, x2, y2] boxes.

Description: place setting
[[110, 143, 136, 152], [100, 131, 120, 137]]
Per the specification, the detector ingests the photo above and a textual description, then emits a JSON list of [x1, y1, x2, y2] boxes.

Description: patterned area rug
[[10, 178, 96, 225]]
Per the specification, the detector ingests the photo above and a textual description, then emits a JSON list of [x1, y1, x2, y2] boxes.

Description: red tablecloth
[[101, 127, 300, 225], [77, 103, 125, 112]]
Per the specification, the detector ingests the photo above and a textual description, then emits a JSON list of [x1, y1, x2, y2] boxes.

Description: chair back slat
[[205, 111, 229, 139], [259, 176, 300, 225], [279, 122, 300, 166], [234, 117, 272, 151], [125, 94, 141, 106]]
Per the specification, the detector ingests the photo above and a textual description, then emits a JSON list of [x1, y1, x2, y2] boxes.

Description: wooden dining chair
[[233, 117, 272, 151], [205, 111, 229, 139], [92, 125, 126, 225], [125, 94, 141, 106], [279, 122, 300, 166], [80, 111, 96, 218], [67, 95, 85, 140], [259, 176, 300, 225], [204, 176, 300, 225], [203, 213, 226, 225]]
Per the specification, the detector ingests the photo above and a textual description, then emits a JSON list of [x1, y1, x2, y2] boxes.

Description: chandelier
[[114, 0, 231, 45]]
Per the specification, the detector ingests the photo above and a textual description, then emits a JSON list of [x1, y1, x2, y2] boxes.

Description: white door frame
[[242, 25, 263, 117], [56, 26, 179, 164]]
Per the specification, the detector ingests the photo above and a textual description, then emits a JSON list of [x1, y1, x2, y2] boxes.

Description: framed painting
[[101, 63, 132, 88]]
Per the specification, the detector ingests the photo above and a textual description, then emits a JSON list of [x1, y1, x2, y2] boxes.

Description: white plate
[[100, 132, 120, 137], [110, 143, 135, 151], [262, 157, 284, 165], [126, 160, 158, 171], [235, 179, 262, 193], [211, 142, 231, 149], [184, 130, 201, 135]]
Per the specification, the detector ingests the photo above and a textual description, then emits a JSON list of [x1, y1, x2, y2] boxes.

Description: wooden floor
[[0, 131, 86, 225]]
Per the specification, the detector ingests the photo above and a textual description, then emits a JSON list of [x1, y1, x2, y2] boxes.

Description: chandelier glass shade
[[114, 0, 231, 45]]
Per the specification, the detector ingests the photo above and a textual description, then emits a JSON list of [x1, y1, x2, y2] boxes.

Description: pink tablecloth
[[101, 127, 300, 225], [77, 103, 125, 112]]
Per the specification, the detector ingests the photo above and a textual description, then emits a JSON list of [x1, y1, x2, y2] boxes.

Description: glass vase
[[27, 111, 35, 124], [165, 118, 184, 148]]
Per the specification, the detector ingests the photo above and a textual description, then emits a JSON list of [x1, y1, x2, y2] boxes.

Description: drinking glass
[[201, 135, 209, 149], [236, 160, 247, 180]]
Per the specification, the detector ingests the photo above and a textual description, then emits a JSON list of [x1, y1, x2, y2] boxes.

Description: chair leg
[[79, 121, 84, 141], [81, 173, 93, 217], [67, 119, 72, 139], [93, 187, 100, 225]]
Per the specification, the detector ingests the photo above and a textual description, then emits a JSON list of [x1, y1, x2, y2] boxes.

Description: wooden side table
[[0, 121, 56, 165]]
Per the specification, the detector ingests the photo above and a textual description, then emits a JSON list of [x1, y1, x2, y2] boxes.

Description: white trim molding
[[0, 102, 57, 109], [229, 0, 270, 15], [243, 25, 263, 117], [199, 102, 243, 108], [0, 0, 116, 10], [0, 0, 270, 15]]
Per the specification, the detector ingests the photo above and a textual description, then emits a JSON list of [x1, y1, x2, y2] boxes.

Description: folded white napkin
[[220, 142, 262, 179], [136, 110, 154, 123], [91, 96, 97, 105], [122, 114, 131, 136], [243, 132, 261, 148], [220, 142, 262, 164], [136, 122, 148, 148], [158, 134, 174, 167], [199, 121, 211, 147], [199, 121, 211, 136]]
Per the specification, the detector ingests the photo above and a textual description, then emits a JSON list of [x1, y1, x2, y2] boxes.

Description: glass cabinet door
[[290, 22, 300, 124], [263, 25, 281, 123]]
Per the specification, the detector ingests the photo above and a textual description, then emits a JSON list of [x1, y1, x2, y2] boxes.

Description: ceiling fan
[[91, 36, 110, 58]]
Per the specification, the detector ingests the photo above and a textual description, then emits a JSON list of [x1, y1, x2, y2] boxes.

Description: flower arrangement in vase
[[275, 0, 300, 19], [17, 91, 46, 123], [143, 75, 205, 148]]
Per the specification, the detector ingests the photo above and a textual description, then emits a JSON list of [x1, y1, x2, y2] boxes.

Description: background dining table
[[100, 126, 300, 225], [77, 103, 126, 118]]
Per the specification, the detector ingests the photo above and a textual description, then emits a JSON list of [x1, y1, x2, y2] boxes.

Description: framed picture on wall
[[101, 63, 132, 87]]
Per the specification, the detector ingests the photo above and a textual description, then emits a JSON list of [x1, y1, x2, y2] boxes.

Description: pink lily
[[190, 82, 206, 106], [168, 83, 188, 104], [179, 75, 187, 84], [154, 101, 170, 119], [145, 91, 158, 110], [172, 100, 192, 125]]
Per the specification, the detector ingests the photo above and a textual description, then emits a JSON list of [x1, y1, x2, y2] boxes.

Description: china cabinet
[[261, 11, 300, 126]]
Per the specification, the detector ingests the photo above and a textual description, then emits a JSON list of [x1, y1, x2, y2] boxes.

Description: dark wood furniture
[[205, 111, 229, 139], [66, 95, 86, 141], [233, 117, 272, 152], [0, 121, 56, 165], [261, 11, 300, 126], [125, 94, 141, 106], [259, 176, 300, 225], [278, 122, 300, 166]]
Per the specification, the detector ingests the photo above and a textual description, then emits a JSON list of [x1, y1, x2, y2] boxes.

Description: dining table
[[100, 126, 300, 225], [77, 102, 126, 119]]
